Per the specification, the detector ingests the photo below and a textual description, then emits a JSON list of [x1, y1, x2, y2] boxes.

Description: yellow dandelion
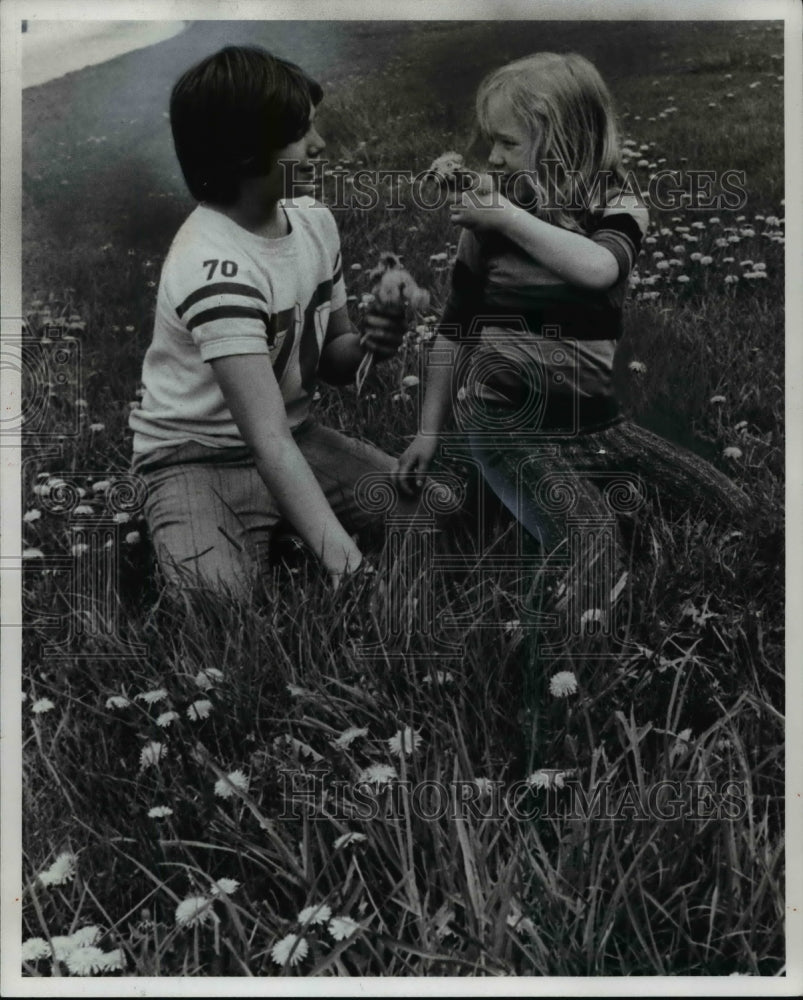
[[214, 769, 248, 798], [271, 933, 309, 966], [298, 903, 332, 926], [548, 671, 578, 698], [175, 895, 214, 928], [38, 851, 76, 887]]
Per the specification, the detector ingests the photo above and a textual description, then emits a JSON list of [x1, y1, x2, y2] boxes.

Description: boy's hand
[[361, 304, 406, 360], [397, 433, 439, 496]]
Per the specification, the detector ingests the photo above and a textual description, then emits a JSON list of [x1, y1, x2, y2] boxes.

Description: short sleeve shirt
[[130, 198, 347, 455]]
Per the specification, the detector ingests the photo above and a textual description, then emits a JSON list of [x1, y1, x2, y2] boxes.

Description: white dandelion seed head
[[175, 895, 214, 928], [147, 805, 173, 818], [187, 699, 213, 721], [271, 933, 309, 966], [357, 764, 398, 786], [214, 769, 248, 798], [38, 852, 76, 887], [387, 726, 423, 756], [331, 726, 369, 749], [549, 670, 578, 698], [139, 741, 165, 769], [298, 903, 332, 926], [31, 697, 55, 714], [333, 831, 368, 850], [21, 937, 51, 962], [328, 916, 360, 941]]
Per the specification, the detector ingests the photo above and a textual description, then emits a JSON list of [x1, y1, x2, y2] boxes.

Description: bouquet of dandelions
[[356, 252, 430, 395]]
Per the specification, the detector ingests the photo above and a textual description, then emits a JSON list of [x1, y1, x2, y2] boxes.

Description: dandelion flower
[[194, 668, 223, 690], [92, 480, 111, 494], [73, 504, 94, 516], [298, 903, 332, 926], [139, 741, 165, 769], [65, 945, 108, 975], [328, 916, 360, 941], [175, 895, 214, 928], [357, 764, 397, 786], [723, 446, 743, 460], [38, 852, 76, 887], [50, 935, 78, 961], [473, 777, 496, 797], [21, 937, 50, 962], [387, 726, 422, 756], [628, 360, 647, 374], [580, 608, 604, 629], [527, 770, 552, 789], [156, 710, 179, 728], [331, 726, 369, 749], [23, 509, 42, 523], [211, 877, 240, 896], [214, 769, 249, 798], [22, 548, 44, 559], [700, 256, 713, 265], [187, 699, 213, 721], [71, 543, 89, 557], [676, 275, 690, 284], [124, 531, 141, 545], [549, 670, 578, 698], [31, 697, 55, 714], [89, 423, 105, 433], [98, 948, 126, 972], [709, 395, 726, 404], [147, 805, 173, 818], [333, 831, 368, 850], [401, 375, 420, 388], [669, 728, 693, 764], [112, 511, 131, 524], [136, 687, 168, 705], [105, 695, 130, 709], [271, 933, 309, 966]]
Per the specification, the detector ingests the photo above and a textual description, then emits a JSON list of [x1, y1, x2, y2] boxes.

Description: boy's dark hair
[[170, 45, 323, 205]]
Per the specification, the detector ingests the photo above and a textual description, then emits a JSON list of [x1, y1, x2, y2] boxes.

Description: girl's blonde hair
[[476, 52, 625, 233]]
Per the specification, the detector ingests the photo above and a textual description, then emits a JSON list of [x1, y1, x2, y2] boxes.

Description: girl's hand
[[449, 188, 512, 233], [397, 433, 439, 496], [361, 304, 406, 360]]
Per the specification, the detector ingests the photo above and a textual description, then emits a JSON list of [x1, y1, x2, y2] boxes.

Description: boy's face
[[262, 102, 326, 204]]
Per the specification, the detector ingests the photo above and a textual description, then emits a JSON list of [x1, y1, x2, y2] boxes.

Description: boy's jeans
[[132, 419, 414, 598]]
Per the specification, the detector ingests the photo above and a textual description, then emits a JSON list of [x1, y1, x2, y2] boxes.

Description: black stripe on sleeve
[[176, 282, 269, 319], [593, 212, 645, 250], [186, 304, 272, 332]]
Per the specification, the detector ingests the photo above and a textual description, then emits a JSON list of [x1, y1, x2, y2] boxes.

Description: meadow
[[19, 19, 785, 978]]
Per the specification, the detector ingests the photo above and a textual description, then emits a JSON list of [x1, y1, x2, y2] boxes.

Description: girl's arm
[[450, 193, 633, 291], [210, 353, 362, 585], [397, 333, 465, 494]]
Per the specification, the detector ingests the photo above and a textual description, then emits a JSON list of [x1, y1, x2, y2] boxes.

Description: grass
[[19, 19, 784, 978]]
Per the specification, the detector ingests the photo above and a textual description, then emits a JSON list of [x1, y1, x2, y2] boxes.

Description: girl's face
[[483, 92, 532, 178]]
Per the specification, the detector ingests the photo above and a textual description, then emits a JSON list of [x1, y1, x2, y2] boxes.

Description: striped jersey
[[130, 198, 347, 455], [439, 202, 649, 433]]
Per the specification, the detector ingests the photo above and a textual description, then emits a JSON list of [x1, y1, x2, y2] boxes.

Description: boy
[[130, 46, 407, 595]]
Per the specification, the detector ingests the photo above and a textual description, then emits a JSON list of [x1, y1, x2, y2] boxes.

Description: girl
[[399, 52, 749, 605]]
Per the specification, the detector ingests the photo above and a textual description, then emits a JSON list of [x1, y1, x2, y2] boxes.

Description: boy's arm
[[210, 352, 362, 582], [318, 304, 405, 385]]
